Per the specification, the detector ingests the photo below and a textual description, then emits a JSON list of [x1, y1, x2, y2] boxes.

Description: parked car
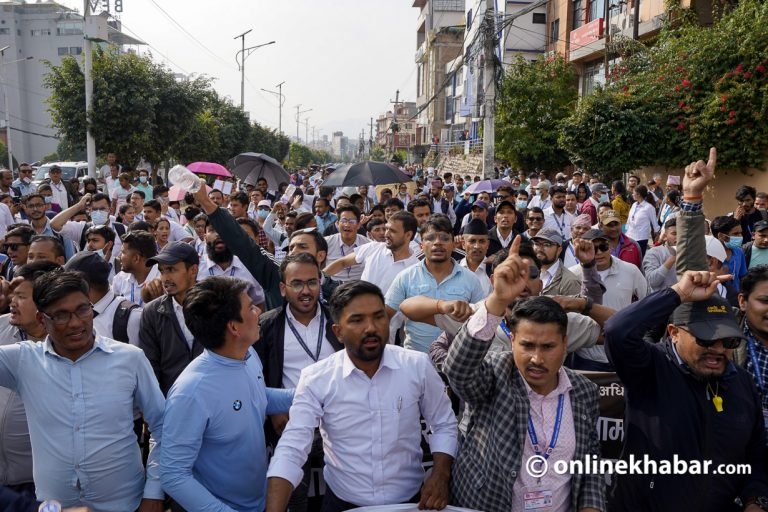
[[32, 162, 89, 189]]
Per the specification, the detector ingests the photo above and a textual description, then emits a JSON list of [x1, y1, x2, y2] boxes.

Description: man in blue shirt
[[161, 276, 294, 511], [0, 270, 166, 512], [385, 214, 485, 352]]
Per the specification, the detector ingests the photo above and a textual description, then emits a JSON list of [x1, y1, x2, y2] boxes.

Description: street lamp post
[[294, 105, 312, 143], [234, 30, 275, 111], [260, 80, 285, 134], [0, 47, 32, 174]]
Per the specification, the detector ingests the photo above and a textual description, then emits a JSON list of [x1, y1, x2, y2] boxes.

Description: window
[[588, 0, 604, 22], [532, 13, 546, 24], [70, 46, 82, 55], [57, 22, 82, 36], [58, 47, 68, 56], [30, 28, 50, 37], [0, 28, 9, 35], [582, 61, 604, 96], [550, 18, 560, 46], [573, 0, 585, 29]]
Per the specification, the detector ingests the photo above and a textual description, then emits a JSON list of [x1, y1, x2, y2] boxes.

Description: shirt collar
[[44, 333, 113, 360], [341, 345, 399, 378], [286, 303, 321, 324], [459, 257, 486, 274], [93, 291, 117, 315], [545, 259, 561, 279], [204, 347, 251, 366]]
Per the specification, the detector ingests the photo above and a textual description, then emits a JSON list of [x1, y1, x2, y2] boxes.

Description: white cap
[[705, 235, 727, 263], [258, 199, 272, 208]]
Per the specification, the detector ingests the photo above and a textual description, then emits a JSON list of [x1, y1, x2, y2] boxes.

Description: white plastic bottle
[[168, 165, 202, 193]]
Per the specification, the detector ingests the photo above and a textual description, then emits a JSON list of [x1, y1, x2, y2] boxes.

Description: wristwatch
[[38, 501, 62, 512]]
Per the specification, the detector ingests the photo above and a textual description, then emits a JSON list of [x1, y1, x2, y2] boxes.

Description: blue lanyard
[[747, 334, 765, 392], [500, 320, 511, 339], [527, 394, 565, 460], [286, 309, 325, 362]]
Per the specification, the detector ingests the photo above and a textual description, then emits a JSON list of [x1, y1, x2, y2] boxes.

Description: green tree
[[495, 55, 578, 172]]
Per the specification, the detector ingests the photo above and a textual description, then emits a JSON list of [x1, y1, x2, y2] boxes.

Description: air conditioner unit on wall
[[611, 13, 634, 34]]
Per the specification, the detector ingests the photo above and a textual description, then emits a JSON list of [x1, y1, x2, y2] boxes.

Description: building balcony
[[433, 0, 464, 11], [415, 41, 426, 63], [569, 18, 605, 61]]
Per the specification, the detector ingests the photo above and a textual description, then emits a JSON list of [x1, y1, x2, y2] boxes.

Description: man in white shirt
[[323, 211, 419, 295], [104, 163, 120, 197], [50, 192, 126, 257], [527, 180, 552, 210], [266, 281, 457, 512], [569, 228, 649, 371], [197, 219, 266, 310], [543, 185, 575, 240], [142, 200, 191, 242], [324, 205, 370, 282], [458, 218, 493, 296], [429, 177, 456, 226], [47, 166, 72, 210], [99, 152, 120, 179], [110, 173, 134, 214], [112, 230, 159, 306]]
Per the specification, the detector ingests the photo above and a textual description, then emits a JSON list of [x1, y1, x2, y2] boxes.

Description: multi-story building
[[0, 1, 140, 164], [375, 101, 417, 155], [413, 0, 465, 145], [547, 0, 669, 95], [331, 131, 349, 159]]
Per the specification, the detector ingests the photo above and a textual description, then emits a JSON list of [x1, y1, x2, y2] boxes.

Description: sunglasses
[[680, 328, 741, 349], [528, 217, 544, 222], [2, 242, 29, 251], [593, 242, 610, 253]]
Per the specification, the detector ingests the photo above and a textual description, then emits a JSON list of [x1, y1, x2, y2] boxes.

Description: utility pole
[[369, 117, 374, 158], [482, 0, 497, 179], [234, 31, 275, 110], [295, 105, 312, 142], [83, 0, 96, 178], [304, 118, 310, 145], [389, 89, 400, 160], [276, 81, 284, 134]]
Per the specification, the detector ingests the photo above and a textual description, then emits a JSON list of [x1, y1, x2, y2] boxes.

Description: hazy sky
[[58, 0, 419, 143]]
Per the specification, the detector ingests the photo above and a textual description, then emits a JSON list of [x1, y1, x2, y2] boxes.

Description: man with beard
[[428, 177, 456, 226], [459, 219, 492, 296], [543, 185, 575, 241], [323, 211, 419, 295], [257, 253, 343, 512], [533, 228, 582, 297], [488, 199, 519, 256], [2, 226, 34, 279], [266, 281, 458, 512], [138, 242, 204, 396], [197, 217, 266, 311]]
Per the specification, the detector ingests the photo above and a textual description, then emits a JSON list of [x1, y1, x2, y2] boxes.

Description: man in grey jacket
[[643, 217, 679, 292]]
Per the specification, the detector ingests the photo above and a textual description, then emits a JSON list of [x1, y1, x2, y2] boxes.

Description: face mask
[[517, 200, 528, 209], [22, 177, 31, 184], [257, 210, 269, 219], [139, 176, 147, 183], [95, 248, 106, 259], [44, 196, 52, 204], [91, 210, 109, 225], [726, 236, 743, 249]]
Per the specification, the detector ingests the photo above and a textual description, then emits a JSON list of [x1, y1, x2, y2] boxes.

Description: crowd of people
[[0, 148, 767, 512]]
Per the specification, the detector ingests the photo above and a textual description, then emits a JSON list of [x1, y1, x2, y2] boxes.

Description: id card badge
[[523, 487, 554, 511]]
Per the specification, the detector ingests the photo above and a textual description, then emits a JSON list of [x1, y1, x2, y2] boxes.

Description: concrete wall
[[636, 164, 768, 218]]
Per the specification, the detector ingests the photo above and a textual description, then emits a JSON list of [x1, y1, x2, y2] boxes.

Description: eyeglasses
[[286, 279, 321, 293], [41, 303, 94, 326], [339, 218, 359, 226], [527, 217, 544, 222], [593, 242, 610, 253], [497, 195, 510, 200], [533, 240, 557, 249], [423, 232, 453, 243], [25, 203, 46, 210], [2, 242, 28, 251], [680, 328, 741, 349]]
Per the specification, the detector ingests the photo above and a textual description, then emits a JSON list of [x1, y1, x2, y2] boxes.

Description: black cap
[[496, 199, 516, 212], [471, 200, 489, 210], [580, 228, 608, 241], [146, 241, 199, 267], [64, 251, 111, 285], [670, 295, 745, 342], [462, 218, 489, 236], [755, 220, 768, 233]]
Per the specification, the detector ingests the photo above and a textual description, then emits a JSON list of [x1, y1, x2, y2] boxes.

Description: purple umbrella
[[187, 162, 232, 178], [464, 179, 509, 195]]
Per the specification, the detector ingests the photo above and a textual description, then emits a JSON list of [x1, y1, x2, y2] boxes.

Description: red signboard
[[570, 18, 604, 49]]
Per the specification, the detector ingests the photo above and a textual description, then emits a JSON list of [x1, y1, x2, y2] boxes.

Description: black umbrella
[[228, 152, 291, 190], [321, 161, 411, 187]]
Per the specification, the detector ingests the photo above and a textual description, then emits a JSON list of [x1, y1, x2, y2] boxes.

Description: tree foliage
[[495, 55, 578, 172], [44, 48, 291, 167], [286, 143, 331, 169]]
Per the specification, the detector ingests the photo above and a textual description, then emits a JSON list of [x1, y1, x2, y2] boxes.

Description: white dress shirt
[[104, 176, 119, 197], [111, 266, 160, 306], [197, 255, 266, 306], [267, 345, 458, 507], [58, 220, 124, 258], [541, 259, 562, 290], [528, 194, 551, 210], [458, 258, 493, 297], [324, 233, 370, 282], [355, 241, 420, 295], [282, 305, 336, 388], [172, 297, 194, 349], [92, 291, 142, 346], [49, 181, 69, 209], [0, 203, 15, 240], [626, 201, 660, 242], [543, 208, 575, 240]]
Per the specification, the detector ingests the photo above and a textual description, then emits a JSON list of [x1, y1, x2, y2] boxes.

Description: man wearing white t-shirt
[[323, 211, 419, 294]]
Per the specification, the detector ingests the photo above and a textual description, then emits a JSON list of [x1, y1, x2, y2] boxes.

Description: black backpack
[[112, 299, 140, 344]]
